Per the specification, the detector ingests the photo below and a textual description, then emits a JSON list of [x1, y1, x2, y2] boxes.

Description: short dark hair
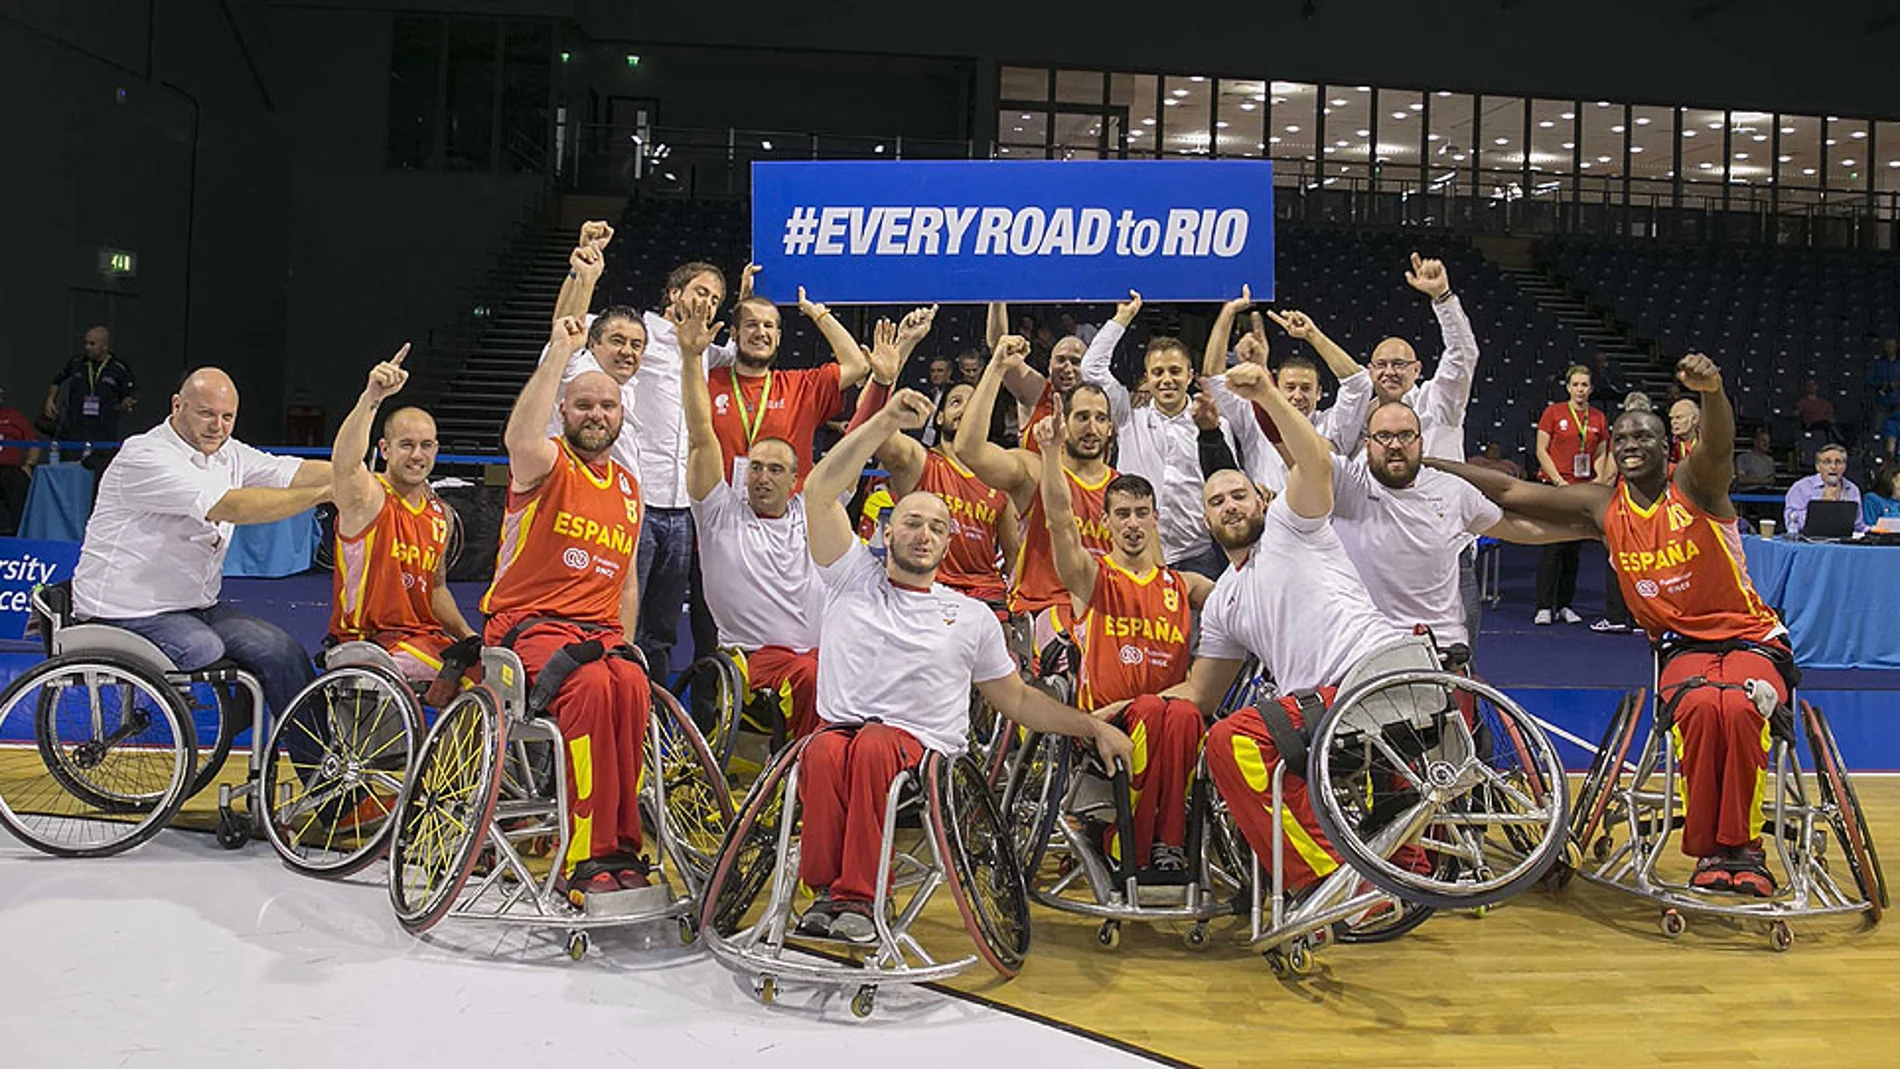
[[1062, 382, 1110, 410], [588, 306, 643, 347], [1104, 473, 1156, 509], [664, 261, 726, 301], [1144, 337, 1192, 366], [1275, 353, 1320, 376], [734, 295, 778, 325]]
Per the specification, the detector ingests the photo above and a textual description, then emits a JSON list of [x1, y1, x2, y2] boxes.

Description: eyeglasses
[[1368, 359, 1417, 371], [1368, 430, 1421, 447]]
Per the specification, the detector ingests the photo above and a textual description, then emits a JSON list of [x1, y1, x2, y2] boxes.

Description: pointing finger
[[390, 343, 410, 366]]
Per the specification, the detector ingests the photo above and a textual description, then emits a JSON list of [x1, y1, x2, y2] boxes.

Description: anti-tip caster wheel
[[677, 915, 698, 946], [1096, 920, 1121, 950], [566, 930, 589, 962], [1768, 920, 1793, 953], [215, 813, 249, 851], [1263, 949, 1290, 979], [850, 985, 877, 1019], [755, 976, 777, 1005], [1183, 923, 1210, 951], [1592, 836, 1614, 863], [1287, 943, 1314, 976], [1660, 909, 1687, 939]]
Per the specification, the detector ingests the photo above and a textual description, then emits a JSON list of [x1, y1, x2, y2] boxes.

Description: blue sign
[[0, 538, 81, 641], [749, 160, 1274, 304]]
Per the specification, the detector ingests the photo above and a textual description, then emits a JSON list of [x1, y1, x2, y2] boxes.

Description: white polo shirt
[[1081, 320, 1235, 563], [73, 420, 304, 619], [1196, 496, 1403, 693], [627, 313, 736, 509], [813, 541, 1017, 755], [1330, 457, 1501, 647], [1208, 369, 1374, 491], [690, 481, 822, 652]]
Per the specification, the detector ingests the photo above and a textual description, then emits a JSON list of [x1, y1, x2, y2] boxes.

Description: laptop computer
[[1803, 499, 1859, 540]]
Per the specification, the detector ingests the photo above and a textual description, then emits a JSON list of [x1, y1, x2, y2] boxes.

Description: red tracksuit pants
[[796, 724, 926, 904], [1661, 648, 1785, 858], [746, 646, 820, 739], [1108, 695, 1205, 868], [1205, 697, 1341, 892], [510, 622, 652, 878]]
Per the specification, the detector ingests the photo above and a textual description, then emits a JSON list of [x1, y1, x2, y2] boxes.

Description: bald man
[[325, 347, 477, 687], [73, 367, 334, 739], [792, 385, 1130, 941], [1669, 397, 1701, 463]]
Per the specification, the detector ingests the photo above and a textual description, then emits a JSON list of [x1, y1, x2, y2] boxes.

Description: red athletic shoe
[[557, 864, 620, 908], [1690, 855, 1733, 893], [1726, 848, 1777, 898]]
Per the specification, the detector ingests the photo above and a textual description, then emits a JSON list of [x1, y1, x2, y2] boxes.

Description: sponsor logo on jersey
[[562, 547, 592, 570], [1635, 578, 1660, 598], [1119, 644, 1145, 665], [401, 572, 417, 590]]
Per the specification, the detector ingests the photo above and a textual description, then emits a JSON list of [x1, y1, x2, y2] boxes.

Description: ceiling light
[[1393, 111, 1410, 120], [1753, 134, 1768, 142], [1285, 125, 1300, 133], [1142, 117, 1156, 125], [1561, 111, 1575, 120], [1269, 135, 1282, 143], [1164, 98, 1179, 107], [1323, 145, 1336, 153], [1128, 131, 1141, 139], [1827, 115, 1840, 121], [1852, 130, 1868, 139], [1240, 102, 1256, 111], [1778, 155, 1792, 162], [1437, 91, 1452, 97], [1172, 88, 1190, 97], [1735, 152, 1748, 159], [1780, 126, 1794, 134], [1495, 137, 1509, 145], [1802, 167, 1816, 175], [761, 139, 773, 150], [1708, 121, 1724, 129], [1611, 125, 1626, 133], [1581, 161, 1592, 169], [1539, 120, 1555, 128], [1597, 101, 1612, 108], [1562, 141, 1575, 149], [1356, 129, 1370, 137], [1189, 75, 1205, 82], [1331, 98, 1348, 106], [1357, 86, 1370, 92], [1700, 162, 1714, 170], [873, 144, 885, 154], [1012, 126, 1023, 133], [1635, 117, 1652, 125], [1216, 121, 1230, 129], [1336, 139, 1349, 147], [1427, 133, 1441, 141], [1683, 130, 1697, 138], [1842, 158, 1857, 166], [1826, 138, 1838, 145], [1452, 153, 1466, 161], [1890, 160, 1900, 168], [1597, 155, 1611, 163], [1409, 102, 1424, 111], [1630, 145, 1645, 153]]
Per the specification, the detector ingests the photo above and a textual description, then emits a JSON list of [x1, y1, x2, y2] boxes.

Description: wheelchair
[[1563, 641, 1888, 950], [0, 583, 269, 857], [384, 644, 734, 960], [678, 646, 802, 778], [1217, 637, 1571, 976], [255, 641, 430, 878], [698, 729, 1031, 1018]]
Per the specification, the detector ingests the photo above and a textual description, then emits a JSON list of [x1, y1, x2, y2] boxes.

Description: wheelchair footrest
[[577, 879, 675, 918]]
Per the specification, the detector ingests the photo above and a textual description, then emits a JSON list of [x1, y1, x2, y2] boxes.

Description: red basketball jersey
[[482, 439, 643, 635], [328, 477, 450, 646], [1602, 479, 1781, 643], [1008, 462, 1115, 619], [1075, 558, 1194, 712], [917, 450, 1009, 604], [1020, 382, 1057, 454]]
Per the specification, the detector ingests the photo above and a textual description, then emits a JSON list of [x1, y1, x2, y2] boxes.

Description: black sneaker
[[1726, 847, 1777, 898], [797, 891, 837, 937], [1139, 843, 1191, 885]]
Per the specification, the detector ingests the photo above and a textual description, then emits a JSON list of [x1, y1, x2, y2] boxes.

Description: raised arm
[[1429, 456, 1608, 530], [987, 301, 1008, 351], [1267, 309, 1361, 381], [1079, 290, 1141, 426], [505, 311, 590, 492], [1202, 287, 1254, 378], [1406, 253, 1477, 418], [1483, 510, 1602, 545], [865, 317, 929, 495], [330, 344, 409, 538], [798, 287, 871, 390], [1033, 400, 1098, 615], [952, 335, 1038, 506], [678, 298, 726, 503], [807, 389, 935, 566], [1671, 353, 1738, 519], [552, 222, 612, 321], [1224, 363, 1330, 519]]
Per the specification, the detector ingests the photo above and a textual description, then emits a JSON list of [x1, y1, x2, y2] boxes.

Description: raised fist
[[992, 334, 1030, 371], [1676, 352, 1723, 395], [549, 315, 587, 355], [885, 388, 936, 431], [1114, 289, 1143, 326]]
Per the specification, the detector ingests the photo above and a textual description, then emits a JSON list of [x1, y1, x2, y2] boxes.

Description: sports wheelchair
[[698, 729, 1031, 1018], [384, 643, 734, 960], [1212, 637, 1568, 976], [0, 583, 269, 857], [677, 646, 798, 777], [1564, 640, 1887, 949]]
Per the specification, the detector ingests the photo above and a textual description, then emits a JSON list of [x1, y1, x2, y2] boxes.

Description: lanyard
[[731, 370, 773, 446], [1567, 402, 1590, 452], [85, 359, 105, 393]]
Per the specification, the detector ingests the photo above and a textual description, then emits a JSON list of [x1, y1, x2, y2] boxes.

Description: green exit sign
[[99, 248, 137, 277]]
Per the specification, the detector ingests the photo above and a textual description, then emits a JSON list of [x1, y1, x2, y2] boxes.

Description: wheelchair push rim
[[1802, 700, 1888, 920], [1310, 670, 1571, 913], [930, 753, 1033, 978], [700, 736, 806, 939], [387, 685, 507, 932], [260, 663, 422, 879], [647, 683, 736, 895], [0, 653, 198, 858]]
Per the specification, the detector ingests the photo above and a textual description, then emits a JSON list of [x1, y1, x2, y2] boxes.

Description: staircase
[[1492, 264, 1674, 401], [426, 226, 592, 452]]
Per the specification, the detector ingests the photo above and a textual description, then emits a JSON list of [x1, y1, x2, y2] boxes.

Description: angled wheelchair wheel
[[260, 664, 421, 879], [930, 753, 1032, 978], [1802, 701, 1888, 919], [1568, 688, 1645, 856], [700, 738, 803, 938], [680, 653, 744, 773], [1332, 896, 1436, 945], [647, 684, 736, 894], [1309, 671, 1570, 913], [0, 654, 197, 857], [171, 679, 243, 803], [387, 686, 506, 933], [999, 732, 1068, 875]]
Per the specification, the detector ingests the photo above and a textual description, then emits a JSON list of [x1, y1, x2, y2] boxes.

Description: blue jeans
[[97, 603, 317, 757], [635, 507, 695, 682]]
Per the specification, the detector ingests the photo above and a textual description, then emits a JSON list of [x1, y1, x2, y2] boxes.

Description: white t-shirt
[[1196, 496, 1404, 693], [813, 541, 1018, 755], [690, 481, 822, 652], [74, 420, 304, 619], [1330, 457, 1501, 647]]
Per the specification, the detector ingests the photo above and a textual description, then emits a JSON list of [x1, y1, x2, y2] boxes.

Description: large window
[[1879, 121, 1900, 195], [1680, 106, 1726, 186], [1379, 88, 1425, 186], [1322, 84, 1373, 183], [1829, 117, 1872, 194], [1427, 91, 1475, 195], [1163, 75, 1212, 157], [1581, 99, 1624, 182], [1114, 73, 1160, 158], [1272, 80, 1319, 184], [1218, 79, 1266, 158]]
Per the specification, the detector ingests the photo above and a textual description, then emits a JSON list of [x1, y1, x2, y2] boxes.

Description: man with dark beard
[[789, 386, 1131, 942], [704, 285, 870, 490], [481, 314, 656, 911], [1331, 400, 1594, 652]]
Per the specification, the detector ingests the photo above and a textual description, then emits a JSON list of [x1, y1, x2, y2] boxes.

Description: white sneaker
[[1558, 607, 1584, 624], [1533, 609, 1553, 626]]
